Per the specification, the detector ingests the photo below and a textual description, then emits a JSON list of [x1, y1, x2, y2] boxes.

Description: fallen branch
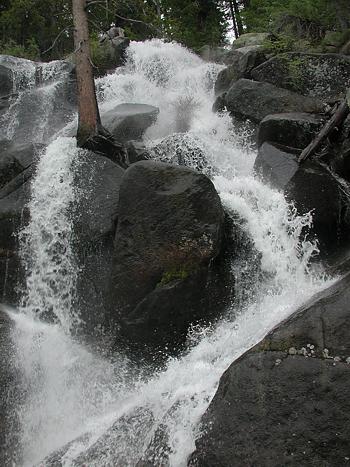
[[298, 92, 350, 163]]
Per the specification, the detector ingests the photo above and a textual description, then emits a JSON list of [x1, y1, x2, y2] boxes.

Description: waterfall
[[0, 56, 75, 144], [6, 40, 330, 466]]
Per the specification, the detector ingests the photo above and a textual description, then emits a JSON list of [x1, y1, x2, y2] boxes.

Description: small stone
[[288, 347, 297, 355], [334, 356, 341, 362], [346, 357, 350, 364], [323, 348, 330, 359], [275, 358, 282, 366]]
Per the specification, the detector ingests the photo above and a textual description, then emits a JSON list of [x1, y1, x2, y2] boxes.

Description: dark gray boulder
[[102, 103, 159, 143], [286, 160, 350, 255], [73, 153, 124, 333], [0, 141, 40, 190], [258, 113, 325, 149], [0, 64, 13, 97], [251, 53, 350, 102], [214, 46, 267, 96], [214, 66, 241, 96], [255, 142, 350, 255], [189, 272, 350, 467], [107, 161, 225, 350], [254, 142, 299, 188], [225, 79, 325, 123]]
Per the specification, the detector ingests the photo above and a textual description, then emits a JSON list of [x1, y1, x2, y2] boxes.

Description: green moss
[[256, 337, 296, 353], [159, 267, 190, 286]]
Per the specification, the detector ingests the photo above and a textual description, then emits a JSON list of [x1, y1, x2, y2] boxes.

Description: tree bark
[[232, 0, 243, 36], [72, 0, 101, 147]]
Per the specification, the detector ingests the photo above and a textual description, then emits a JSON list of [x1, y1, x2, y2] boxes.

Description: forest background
[[0, 0, 350, 62]]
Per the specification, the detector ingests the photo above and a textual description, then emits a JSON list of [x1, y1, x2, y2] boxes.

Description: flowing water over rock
[[3, 40, 331, 466], [0, 56, 75, 144]]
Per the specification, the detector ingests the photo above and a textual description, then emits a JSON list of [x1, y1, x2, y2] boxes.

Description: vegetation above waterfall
[[1, 0, 350, 61]]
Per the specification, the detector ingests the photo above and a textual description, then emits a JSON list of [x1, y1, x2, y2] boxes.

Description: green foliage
[[241, 0, 339, 33], [162, 0, 228, 50], [0, 0, 72, 60], [0, 38, 40, 60]]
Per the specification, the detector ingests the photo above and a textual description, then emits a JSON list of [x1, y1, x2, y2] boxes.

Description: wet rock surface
[[225, 79, 325, 123], [251, 53, 350, 102], [214, 46, 267, 96], [258, 112, 325, 149], [102, 103, 159, 143], [255, 142, 350, 256], [73, 152, 125, 333], [189, 273, 350, 467], [107, 161, 225, 349]]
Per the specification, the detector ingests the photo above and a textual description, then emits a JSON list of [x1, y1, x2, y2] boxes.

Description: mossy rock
[[251, 52, 350, 102], [232, 32, 271, 50]]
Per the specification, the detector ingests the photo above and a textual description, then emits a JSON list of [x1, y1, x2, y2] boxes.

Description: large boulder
[[232, 32, 270, 50], [189, 272, 350, 467], [258, 113, 325, 149], [102, 103, 159, 143], [107, 161, 225, 350], [225, 79, 325, 123], [255, 142, 350, 256], [251, 53, 350, 102], [214, 46, 267, 96], [93, 37, 130, 76]]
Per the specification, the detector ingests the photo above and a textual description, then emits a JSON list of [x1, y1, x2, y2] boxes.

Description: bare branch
[[41, 26, 74, 55]]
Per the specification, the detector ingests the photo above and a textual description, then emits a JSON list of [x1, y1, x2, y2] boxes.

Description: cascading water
[[0, 56, 75, 144], [7, 39, 332, 466]]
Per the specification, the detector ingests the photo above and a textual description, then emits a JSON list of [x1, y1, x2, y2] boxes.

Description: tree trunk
[[72, 0, 101, 147], [232, 0, 243, 36], [228, 1, 239, 39]]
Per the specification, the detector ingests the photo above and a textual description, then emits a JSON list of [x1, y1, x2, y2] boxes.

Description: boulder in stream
[[225, 79, 325, 123], [258, 113, 325, 149], [107, 161, 225, 350], [102, 103, 159, 143], [255, 142, 350, 256], [214, 45, 267, 96], [189, 272, 350, 467]]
